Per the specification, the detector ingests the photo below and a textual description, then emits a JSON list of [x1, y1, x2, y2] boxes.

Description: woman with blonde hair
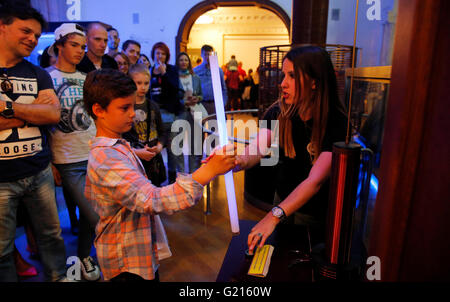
[[176, 52, 205, 173]]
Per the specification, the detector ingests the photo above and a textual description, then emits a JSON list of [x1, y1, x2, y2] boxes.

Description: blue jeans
[[160, 109, 184, 174], [0, 164, 67, 281], [54, 161, 98, 259], [170, 110, 203, 173]]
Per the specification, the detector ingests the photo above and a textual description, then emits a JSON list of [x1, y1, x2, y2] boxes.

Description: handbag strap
[[145, 98, 151, 144]]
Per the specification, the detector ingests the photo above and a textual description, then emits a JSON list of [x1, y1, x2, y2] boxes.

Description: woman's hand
[[155, 59, 166, 75], [190, 96, 199, 104], [184, 97, 196, 107], [247, 213, 279, 254], [232, 155, 247, 172], [184, 94, 199, 107]]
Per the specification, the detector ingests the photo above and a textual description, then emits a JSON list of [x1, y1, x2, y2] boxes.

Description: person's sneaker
[[80, 256, 101, 281], [57, 276, 78, 282]]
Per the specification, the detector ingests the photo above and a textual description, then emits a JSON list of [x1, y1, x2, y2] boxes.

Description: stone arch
[[175, 0, 290, 56]]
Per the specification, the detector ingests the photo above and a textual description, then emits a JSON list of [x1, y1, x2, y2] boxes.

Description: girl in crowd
[[234, 46, 348, 252], [176, 52, 205, 173], [114, 52, 130, 75]]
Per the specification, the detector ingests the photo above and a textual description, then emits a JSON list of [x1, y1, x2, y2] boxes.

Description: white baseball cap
[[47, 23, 85, 57]]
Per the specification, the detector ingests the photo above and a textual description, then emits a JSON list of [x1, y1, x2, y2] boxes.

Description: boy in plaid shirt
[[83, 69, 236, 281]]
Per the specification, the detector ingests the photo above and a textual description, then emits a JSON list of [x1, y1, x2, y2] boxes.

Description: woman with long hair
[[234, 46, 348, 252], [114, 52, 130, 75], [176, 52, 205, 173]]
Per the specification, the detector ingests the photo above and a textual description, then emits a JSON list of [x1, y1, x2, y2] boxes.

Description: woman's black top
[[260, 103, 348, 222]]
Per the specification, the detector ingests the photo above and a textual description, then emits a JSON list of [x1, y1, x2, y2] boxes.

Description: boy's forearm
[[191, 164, 216, 186]]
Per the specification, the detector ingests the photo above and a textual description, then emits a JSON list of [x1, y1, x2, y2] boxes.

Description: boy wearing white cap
[[46, 23, 100, 281]]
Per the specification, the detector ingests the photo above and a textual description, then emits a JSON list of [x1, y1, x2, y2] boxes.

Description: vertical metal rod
[[205, 182, 212, 215], [346, 0, 360, 145]]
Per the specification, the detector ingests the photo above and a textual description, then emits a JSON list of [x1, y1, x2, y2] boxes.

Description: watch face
[[1, 103, 13, 118], [272, 207, 283, 218]]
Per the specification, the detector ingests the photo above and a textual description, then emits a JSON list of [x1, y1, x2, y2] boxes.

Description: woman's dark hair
[[0, 0, 47, 30], [139, 53, 150, 62], [151, 42, 170, 63], [278, 46, 345, 162], [176, 52, 193, 75], [83, 69, 137, 119], [114, 52, 130, 64], [39, 46, 53, 68]]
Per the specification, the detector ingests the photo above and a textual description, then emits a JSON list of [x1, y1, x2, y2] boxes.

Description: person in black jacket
[[76, 22, 118, 73], [149, 42, 183, 184]]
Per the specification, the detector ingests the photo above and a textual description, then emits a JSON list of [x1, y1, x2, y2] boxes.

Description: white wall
[[31, 0, 396, 68], [326, 0, 396, 67]]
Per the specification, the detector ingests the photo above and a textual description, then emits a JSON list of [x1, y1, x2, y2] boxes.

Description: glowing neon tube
[[209, 53, 240, 234]]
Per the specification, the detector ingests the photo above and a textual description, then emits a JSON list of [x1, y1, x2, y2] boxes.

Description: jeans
[[160, 109, 184, 174], [54, 161, 98, 259], [0, 164, 67, 281], [163, 121, 183, 174]]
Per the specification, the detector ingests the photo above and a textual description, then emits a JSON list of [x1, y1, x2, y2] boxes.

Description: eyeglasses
[[1, 69, 13, 93]]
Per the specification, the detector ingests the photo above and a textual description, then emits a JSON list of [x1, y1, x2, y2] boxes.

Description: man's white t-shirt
[[46, 66, 96, 164]]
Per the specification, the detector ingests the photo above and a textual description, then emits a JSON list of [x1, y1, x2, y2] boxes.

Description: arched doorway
[[175, 0, 290, 57]]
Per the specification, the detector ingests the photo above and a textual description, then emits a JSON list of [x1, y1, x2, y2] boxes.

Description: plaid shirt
[[85, 137, 203, 280]]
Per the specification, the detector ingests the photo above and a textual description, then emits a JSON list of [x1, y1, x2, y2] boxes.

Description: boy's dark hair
[[83, 69, 137, 119], [0, 0, 48, 30], [107, 27, 118, 33], [122, 39, 141, 52], [201, 45, 214, 53]]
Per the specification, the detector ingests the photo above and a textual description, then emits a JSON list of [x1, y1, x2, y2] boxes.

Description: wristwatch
[[271, 206, 286, 221], [0, 101, 14, 119]]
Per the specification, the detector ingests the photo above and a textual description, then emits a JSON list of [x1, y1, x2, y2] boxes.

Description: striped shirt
[[85, 137, 203, 280]]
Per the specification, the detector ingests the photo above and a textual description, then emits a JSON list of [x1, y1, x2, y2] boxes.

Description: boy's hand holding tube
[[192, 144, 237, 186]]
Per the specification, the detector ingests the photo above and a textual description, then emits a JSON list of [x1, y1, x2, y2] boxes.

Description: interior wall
[[29, 0, 398, 69], [326, 0, 397, 67], [30, 0, 292, 66]]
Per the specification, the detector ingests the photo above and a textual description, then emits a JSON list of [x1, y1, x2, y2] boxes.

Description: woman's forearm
[[235, 128, 272, 171], [278, 177, 323, 217]]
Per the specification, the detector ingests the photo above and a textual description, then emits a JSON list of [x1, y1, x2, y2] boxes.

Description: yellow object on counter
[[248, 245, 274, 277]]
